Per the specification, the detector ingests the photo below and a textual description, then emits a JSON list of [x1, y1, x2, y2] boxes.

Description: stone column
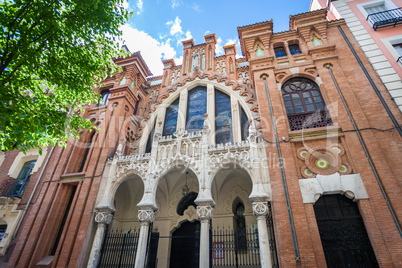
[[252, 202, 272, 268], [87, 211, 113, 268], [134, 209, 155, 268], [197, 205, 213, 268]]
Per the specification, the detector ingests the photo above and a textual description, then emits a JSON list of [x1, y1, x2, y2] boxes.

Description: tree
[[0, 0, 131, 152]]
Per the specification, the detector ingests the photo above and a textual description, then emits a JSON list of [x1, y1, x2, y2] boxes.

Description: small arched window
[[99, 90, 111, 106], [282, 77, 332, 131], [11, 160, 36, 197], [78, 131, 95, 172], [234, 202, 247, 250], [163, 98, 180, 136]]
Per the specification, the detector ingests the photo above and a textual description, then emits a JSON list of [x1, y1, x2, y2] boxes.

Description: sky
[[121, 0, 311, 76]]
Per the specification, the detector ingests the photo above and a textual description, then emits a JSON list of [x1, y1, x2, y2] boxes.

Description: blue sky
[[121, 0, 311, 76]]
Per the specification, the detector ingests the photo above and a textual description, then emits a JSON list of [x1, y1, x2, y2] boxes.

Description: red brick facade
[[0, 8, 400, 267]]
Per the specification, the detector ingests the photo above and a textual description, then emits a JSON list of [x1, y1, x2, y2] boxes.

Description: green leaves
[[0, 0, 131, 152]]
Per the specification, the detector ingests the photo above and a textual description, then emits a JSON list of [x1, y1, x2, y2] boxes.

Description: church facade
[[1, 8, 401, 268]]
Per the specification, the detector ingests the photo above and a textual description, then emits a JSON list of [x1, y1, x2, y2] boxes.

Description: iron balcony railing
[[367, 7, 402, 30], [397, 56, 402, 65], [0, 178, 26, 198]]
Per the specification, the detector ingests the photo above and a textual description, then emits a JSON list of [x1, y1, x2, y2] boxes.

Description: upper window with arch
[[158, 85, 250, 145], [186, 86, 207, 132], [274, 46, 286, 58], [282, 77, 332, 131], [163, 98, 180, 136], [289, 43, 302, 55], [98, 90, 111, 106]]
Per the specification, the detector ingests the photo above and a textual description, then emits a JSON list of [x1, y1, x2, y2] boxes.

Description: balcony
[[398, 56, 402, 65], [367, 7, 402, 31], [0, 178, 25, 198]]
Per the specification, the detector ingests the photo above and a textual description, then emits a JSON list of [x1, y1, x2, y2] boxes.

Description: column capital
[[138, 209, 155, 224], [197, 205, 213, 221], [94, 211, 113, 225], [252, 201, 269, 217]]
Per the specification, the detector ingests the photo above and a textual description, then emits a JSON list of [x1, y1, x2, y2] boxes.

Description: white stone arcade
[[88, 80, 273, 268]]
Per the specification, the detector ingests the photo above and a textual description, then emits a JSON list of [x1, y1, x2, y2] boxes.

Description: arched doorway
[[153, 166, 200, 267], [98, 175, 144, 267], [170, 220, 200, 268], [314, 194, 378, 267]]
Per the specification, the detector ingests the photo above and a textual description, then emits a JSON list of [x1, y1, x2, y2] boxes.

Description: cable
[[261, 125, 402, 144]]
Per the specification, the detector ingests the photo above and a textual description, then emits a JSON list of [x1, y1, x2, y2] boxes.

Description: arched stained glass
[[215, 90, 232, 144], [163, 98, 180, 136], [240, 105, 250, 141], [186, 87, 207, 132]]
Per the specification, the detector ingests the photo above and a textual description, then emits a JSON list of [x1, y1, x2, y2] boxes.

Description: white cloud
[[192, 3, 202, 12], [121, 24, 180, 76], [136, 0, 143, 14], [166, 17, 193, 46], [171, 0, 181, 8], [204, 30, 210, 35], [166, 17, 182, 35], [123, 0, 129, 10], [215, 37, 224, 55]]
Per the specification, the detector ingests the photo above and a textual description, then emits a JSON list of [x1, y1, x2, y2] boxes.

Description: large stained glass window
[[186, 87, 207, 132], [215, 90, 232, 144], [240, 104, 250, 141], [163, 98, 180, 136]]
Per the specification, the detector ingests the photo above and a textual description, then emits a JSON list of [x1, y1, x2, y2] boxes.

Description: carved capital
[[197, 205, 213, 221], [138, 209, 155, 223], [94, 211, 113, 225], [252, 202, 268, 217]]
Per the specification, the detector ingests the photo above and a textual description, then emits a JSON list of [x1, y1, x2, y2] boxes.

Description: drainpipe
[[13, 146, 55, 239], [261, 75, 301, 263], [337, 25, 402, 136], [326, 64, 402, 238]]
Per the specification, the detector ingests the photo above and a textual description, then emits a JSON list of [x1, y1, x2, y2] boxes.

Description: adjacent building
[[310, 0, 402, 112], [0, 8, 401, 268]]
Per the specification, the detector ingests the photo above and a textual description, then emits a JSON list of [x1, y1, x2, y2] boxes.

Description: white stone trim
[[298, 173, 369, 204], [381, 34, 402, 65], [356, 0, 398, 21], [7, 147, 48, 178]]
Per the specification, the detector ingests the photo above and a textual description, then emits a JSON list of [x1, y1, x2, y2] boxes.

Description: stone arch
[[298, 173, 369, 204], [170, 210, 199, 232], [278, 71, 319, 90], [101, 169, 146, 212], [138, 79, 255, 152], [221, 186, 252, 215], [209, 164, 255, 210], [110, 173, 145, 230]]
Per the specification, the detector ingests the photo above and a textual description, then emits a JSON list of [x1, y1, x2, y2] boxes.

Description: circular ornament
[[315, 158, 330, 169]]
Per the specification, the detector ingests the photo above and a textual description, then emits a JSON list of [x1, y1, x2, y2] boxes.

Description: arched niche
[[111, 174, 144, 231], [210, 165, 254, 228]]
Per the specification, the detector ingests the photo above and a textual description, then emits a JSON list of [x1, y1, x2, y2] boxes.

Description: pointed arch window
[[98, 90, 111, 106], [240, 105, 250, 141], [163, 98, 180, 136], [145, 122, 156, 153], [215, 90, 232, 144], [186, 86, 207, 132], [282, 77, 332, 131], [78, 131, 95, 172], [234, 202, 247, 250]]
